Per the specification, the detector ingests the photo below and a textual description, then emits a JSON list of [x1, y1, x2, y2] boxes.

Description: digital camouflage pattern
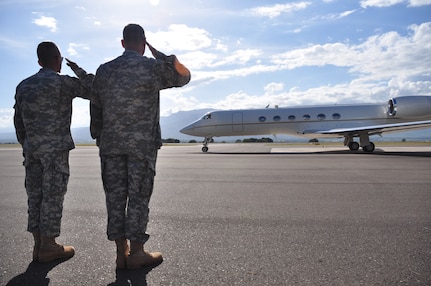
[[14, 67, 93, 154], [14, 67, 93, 236], [24, 151, 69, 236], [91, 50, 190, 167], [101, 155, 154, 242], [91, 49, 190, 242]]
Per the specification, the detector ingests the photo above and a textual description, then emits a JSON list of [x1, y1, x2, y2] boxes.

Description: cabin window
[[317, 113, 326, 120], [273, 115, 281, 121], [259, 116, 266, 122], [303, 114, 311, 120], [332, 113, 341, 120], [288, 115, 296, 121]]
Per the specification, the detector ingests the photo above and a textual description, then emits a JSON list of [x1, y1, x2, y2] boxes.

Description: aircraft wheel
[[363, 142, 375, 153], [202, 146, 208, 152], [348, 142, 360, 151]]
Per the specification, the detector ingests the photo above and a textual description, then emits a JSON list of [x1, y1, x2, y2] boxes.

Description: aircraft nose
[[180, 124, 195, 135]]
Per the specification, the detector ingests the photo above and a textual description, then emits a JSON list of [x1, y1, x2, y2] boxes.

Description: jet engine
[[387, 96, 431, 119]]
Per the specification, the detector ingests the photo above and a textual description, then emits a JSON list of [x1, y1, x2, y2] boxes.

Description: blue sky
[[1, 0, 431, 132]]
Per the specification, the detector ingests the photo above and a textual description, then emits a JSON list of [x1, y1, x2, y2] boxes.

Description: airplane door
[[232, 112, 243, 132]]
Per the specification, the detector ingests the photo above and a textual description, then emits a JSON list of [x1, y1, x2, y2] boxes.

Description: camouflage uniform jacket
[[90, 49, 191, 167], [14, 67, 94, 155]]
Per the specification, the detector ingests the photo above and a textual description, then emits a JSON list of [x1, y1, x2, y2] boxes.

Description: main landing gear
[[344, 132, 376, 153], [347, 141, 375, 152], [201, 136, 212, 152]]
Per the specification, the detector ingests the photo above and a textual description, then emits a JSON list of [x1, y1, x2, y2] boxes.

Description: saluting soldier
[[90, 23, 191, 269], [14, 41, 94, 263]]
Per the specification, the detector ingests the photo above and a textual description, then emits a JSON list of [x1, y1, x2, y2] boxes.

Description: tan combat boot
[[115, 238, 130, 269], [38, 236, 75, 263], [32, 232, 41, 262], [126, 241, 163, 269]]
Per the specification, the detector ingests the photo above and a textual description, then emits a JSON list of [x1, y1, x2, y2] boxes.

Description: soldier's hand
[[146, 42, 167, 61], [65, 58, 80, 72]]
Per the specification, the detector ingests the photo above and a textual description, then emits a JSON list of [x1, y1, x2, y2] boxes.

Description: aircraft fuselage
[[180, 96, 431, 152]]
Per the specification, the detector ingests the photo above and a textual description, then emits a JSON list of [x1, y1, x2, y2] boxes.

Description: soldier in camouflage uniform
[[90, 24, 190, 269], [14, 41, 94, 263]]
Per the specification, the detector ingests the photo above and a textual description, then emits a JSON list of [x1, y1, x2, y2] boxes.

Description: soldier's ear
[[38, 60, 43, 68], [121, 39, 125, 48]]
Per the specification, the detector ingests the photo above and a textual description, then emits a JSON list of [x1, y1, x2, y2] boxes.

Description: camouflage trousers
[[100, 154, 156, 243], [24, 151, 70, 237]]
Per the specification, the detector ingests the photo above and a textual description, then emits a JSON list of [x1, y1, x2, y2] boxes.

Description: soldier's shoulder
[[16, 72, 40, 89]]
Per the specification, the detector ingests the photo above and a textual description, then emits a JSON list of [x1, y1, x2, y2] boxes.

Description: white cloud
[[178, 51, 218, 70], [147, 24, 212, 52], [338, 10, 356, 18], [250, 2, 312, 18], [67, 43, 90, 57], [211, 49, 263, 67], [160, 90, 201, 116], [264, 82, 284, 94], [408, 0, 431, 6], [360, 0, 431, 7], [32, 15, 57, 32], [172, 21, 431, 112], [360, 0, 404, 7], [270, 22, 431, 83]]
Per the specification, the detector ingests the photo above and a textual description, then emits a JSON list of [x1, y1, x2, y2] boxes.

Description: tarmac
[[0, 143, 431, 286]]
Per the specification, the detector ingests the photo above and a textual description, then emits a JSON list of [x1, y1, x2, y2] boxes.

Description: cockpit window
[[202, 113, 212, 120]]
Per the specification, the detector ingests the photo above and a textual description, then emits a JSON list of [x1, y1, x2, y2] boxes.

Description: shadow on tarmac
[[107, 262, 162, 286], [6, 259, 69, 286], [6, 260, 162, 286]]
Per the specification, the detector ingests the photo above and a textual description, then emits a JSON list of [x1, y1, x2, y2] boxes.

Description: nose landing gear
[[202, 136, 212, 152]]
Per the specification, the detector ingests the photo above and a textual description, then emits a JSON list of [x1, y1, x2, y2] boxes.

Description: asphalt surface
[[1, 144, 431, 286]]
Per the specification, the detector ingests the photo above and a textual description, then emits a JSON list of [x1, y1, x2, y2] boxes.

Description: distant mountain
[[1, 109, 430, 144], [160, 108, 213, 141], [0, 109, 213, 144], [0, 128, 95, 144]]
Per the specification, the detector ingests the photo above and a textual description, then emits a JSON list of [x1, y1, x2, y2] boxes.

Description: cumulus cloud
[[271, 22, 431, 81], [147, 24, 212, 52], [32, 15, 57, 32], [175, 21, 431, 110]]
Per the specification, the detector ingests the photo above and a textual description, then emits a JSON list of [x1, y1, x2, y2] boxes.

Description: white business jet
[[180, 95, 431, 152]]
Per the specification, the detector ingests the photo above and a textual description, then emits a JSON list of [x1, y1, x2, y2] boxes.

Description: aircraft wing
[[307, 120, 431, 136]]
